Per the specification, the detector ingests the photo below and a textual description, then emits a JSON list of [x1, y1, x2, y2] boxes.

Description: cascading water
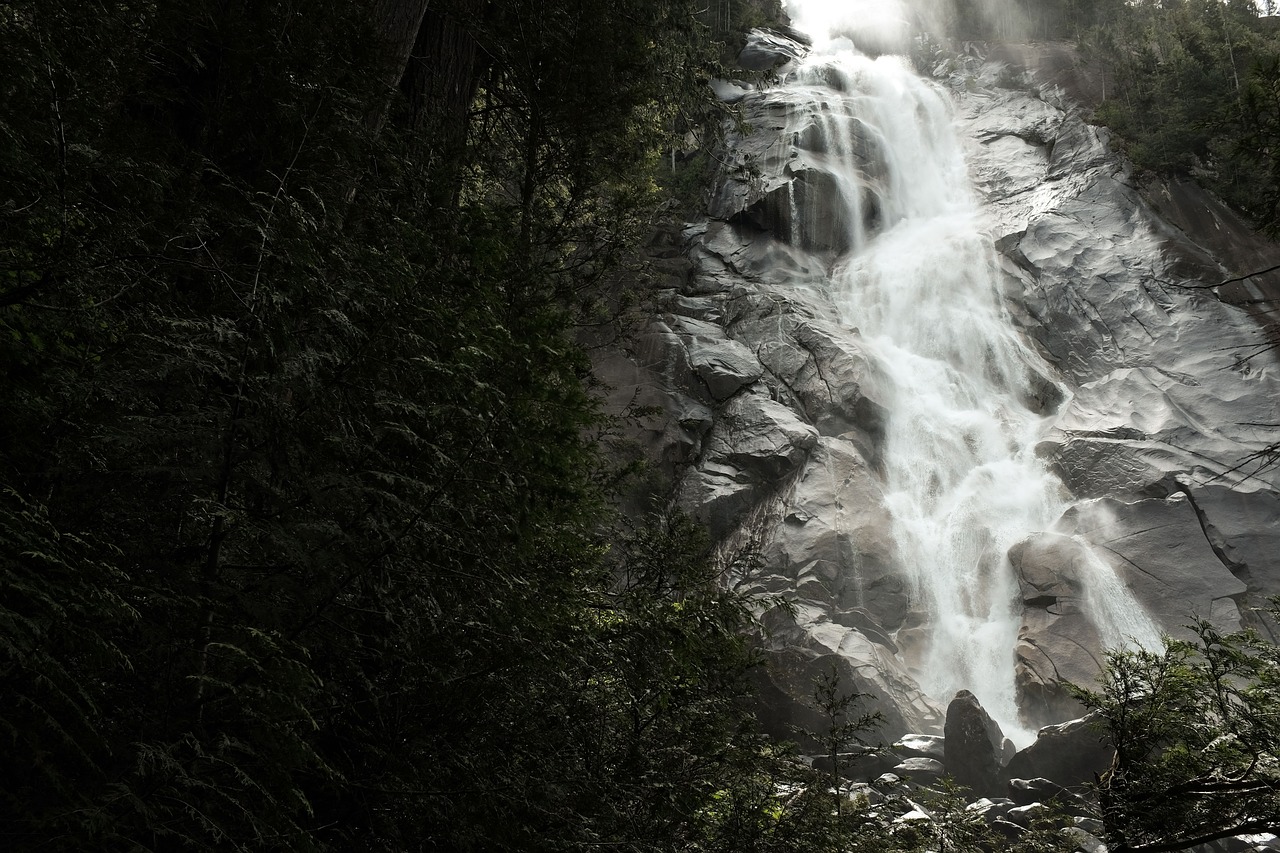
[[773, 1, 1161, 742]]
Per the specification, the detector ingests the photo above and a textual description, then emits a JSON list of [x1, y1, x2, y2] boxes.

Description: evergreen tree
[[1073, 617, 1280, 852]]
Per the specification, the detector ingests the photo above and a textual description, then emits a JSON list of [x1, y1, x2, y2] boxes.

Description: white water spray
[[777, 2, 1160, 742]]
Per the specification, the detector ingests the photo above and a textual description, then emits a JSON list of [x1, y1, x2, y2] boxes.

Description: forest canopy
[[0, 1, 782, 848]]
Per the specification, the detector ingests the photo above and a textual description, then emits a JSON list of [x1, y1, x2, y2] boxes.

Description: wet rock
[[944, 690, 1005, 797], [893, 756, 945, 783], [668, 315, 764, 401], [893, 733, 946, 761], [737, 29, 807, 72], [1059, 495, 1248, 637], [1005, 714, 1112, 788], [1009, 532, 1104, 722]]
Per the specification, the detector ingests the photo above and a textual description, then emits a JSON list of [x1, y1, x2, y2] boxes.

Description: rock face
[[594, 33, 1280, 744]]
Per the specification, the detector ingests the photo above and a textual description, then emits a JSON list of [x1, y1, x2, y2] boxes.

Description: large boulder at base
[[944, 690, 1006, 797], [1005, 714, 1113, 789], [1008, 532, 1104, 725]]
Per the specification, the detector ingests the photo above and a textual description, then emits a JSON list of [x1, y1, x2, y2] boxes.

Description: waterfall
[[766, 8, 1161, 742]]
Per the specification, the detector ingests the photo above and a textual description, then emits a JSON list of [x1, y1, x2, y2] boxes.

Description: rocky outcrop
[[593, 32, 1280, 744], [952, 48, 1280, 727]]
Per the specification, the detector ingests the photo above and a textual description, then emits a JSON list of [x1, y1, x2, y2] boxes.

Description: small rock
[[1006, 803, 1047, 828], [873, 772, 902, 788], [1063, 825, 1107, 853], [893, 733, 946, 761], [893, 757, 945, 782]]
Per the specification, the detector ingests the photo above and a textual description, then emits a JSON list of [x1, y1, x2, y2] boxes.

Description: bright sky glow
[[783, 0, 911, 48]]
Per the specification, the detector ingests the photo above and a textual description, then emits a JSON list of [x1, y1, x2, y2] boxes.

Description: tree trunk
[[372, 0, 433, 93], [402, 1, 489, 139]]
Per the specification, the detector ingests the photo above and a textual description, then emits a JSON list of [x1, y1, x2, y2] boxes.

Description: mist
[[783, 0, 1039, 51]]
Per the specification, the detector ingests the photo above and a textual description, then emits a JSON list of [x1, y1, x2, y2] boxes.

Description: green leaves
[[1073, 615, 1280, 852]]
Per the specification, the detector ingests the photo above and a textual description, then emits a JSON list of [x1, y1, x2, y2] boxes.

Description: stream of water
[[775, 2, 1160, 743]]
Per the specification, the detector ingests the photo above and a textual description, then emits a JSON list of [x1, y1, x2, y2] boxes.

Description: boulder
[[1008, 532, 1105, 723], [1063, 826, 1107, 853], [1005, 803, 1048, 829], [893, 733, 946, 762], [944, 690, 1005, 797], [893, 756, 945, 783], [1005, 714, 1113, 788], [1007, 777, 1089, 812]]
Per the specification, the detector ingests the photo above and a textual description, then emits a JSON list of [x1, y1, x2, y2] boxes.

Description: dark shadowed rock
[[1007, 777, 1089, 813], [1005, 714, 1113, 788], [944, 690, 1005, 797]]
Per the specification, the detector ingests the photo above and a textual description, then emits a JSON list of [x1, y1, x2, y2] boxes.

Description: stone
[[763, 437, 906, 624], [1005, 803, 1047, 828], [893, 733, 946, 761], [669, 315, 763, 401], [1008, 532, 1086, 605], [737, 29, 807, 72], [677, 393, 818, 538], [893, 757, 945, 783], [1062, 826, 1107, 853], [944, 690, 1005, 797], [749, 605, 944, 746], [846, 782, 883, 805], [1005, 714, 1113, 788], [873, 772, 901, 789], [1059, 495, 1248, 638], [1007, 777, 1089, 812], [1183, 486, 1280, 628]]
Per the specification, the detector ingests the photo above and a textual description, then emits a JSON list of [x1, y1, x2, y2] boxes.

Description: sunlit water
[[764, 15, 1161, 742]]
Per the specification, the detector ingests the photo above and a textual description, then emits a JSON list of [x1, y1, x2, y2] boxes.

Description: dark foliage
[[0, 1, 816, 849]]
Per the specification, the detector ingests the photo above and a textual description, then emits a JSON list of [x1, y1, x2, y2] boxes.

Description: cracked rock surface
[[594, 38, 1280, 740]]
